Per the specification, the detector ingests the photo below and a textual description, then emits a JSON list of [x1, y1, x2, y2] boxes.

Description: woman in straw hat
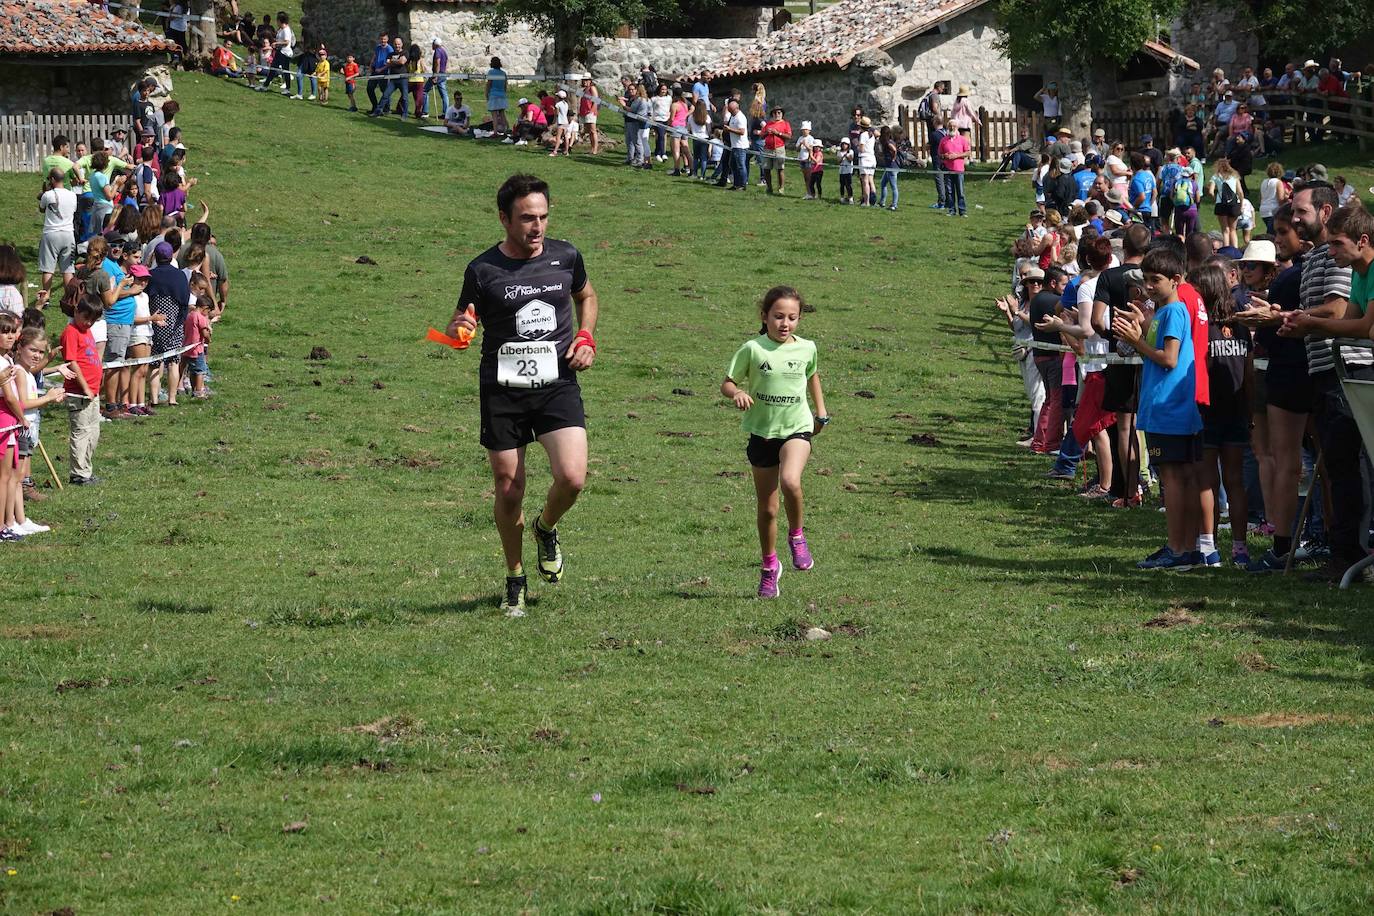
[[950, 85, 981, 133]]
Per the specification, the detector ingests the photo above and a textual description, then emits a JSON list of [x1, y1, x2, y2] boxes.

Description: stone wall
[[403, 6, 551, 75], [0, 59, 167, 117], [1168, 0, 1258, 92], [887, 4, 1013, 111], [303, 0, 394, 66], [714, 50, 897, 140], [587, 37, 754, 90]]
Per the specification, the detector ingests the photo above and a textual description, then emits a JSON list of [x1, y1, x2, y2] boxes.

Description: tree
[[993, 0, 1185, 69], [1247, 0, 1374, 58], [481, 0, 720, 75]]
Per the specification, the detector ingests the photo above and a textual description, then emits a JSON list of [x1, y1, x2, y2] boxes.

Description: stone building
[[303, 0, 782, 83], [705, 0, 1016, 139], [0, 0, 176, 116]]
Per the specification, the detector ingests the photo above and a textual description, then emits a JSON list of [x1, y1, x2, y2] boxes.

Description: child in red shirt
[[343, 55, 361, 112], [62, 300, 104, 485], [183, 294, 213, 399]]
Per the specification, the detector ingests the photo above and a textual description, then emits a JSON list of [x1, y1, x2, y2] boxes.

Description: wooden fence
[[0, 112, 129, 173], [897, 105, 1047, 162]]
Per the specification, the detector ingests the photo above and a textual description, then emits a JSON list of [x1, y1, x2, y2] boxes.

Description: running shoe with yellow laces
[[533, 511, 564, 583]]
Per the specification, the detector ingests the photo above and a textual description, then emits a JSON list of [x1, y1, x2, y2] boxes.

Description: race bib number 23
[[497, 341, 559, 388]]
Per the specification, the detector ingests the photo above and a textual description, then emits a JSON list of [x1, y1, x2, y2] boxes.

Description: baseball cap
[[1058, 157, 1073, 171], [839, 137, 850, 145], [1092, 128, 1105, 137], [556, 89, 566, 98], [1218, 245, 1245, 260], [1029, 209, 1044, 219], [129, 264, 151, 279], [1085, 154, 1102, 167], [517, 97, 528, 105], [1140, 133, 1152, 143], [801, 120, 812, 130], [1242, 240, 1278, 265], [154, 241, 174, 262]]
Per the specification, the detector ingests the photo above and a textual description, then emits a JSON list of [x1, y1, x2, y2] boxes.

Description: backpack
[[1172, 179, 1194, 208], [59, 270, 85, 317], [1216, 177, 1237, 206], [916, 90, 935, 121]]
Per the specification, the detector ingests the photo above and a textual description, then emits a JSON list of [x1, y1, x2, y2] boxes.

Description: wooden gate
[[897, 105, 1045, 162], [0, 112, 130, 173]]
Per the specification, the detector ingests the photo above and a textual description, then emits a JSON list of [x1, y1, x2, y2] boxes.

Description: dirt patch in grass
[[345, 715, 422, 742], [1237, 651, 1277, 671], [1144, 606, 1203, 628], [55, 677, 130, 694], [530, 728, 564, 744], [1, 625, 74, 640], [907, 433, 943, 447], [371, 451, 443, 470], [1223, 712, 1367, 728], [675, 783, 717, 795]]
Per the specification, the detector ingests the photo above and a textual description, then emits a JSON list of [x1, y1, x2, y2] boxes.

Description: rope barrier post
[[36, 438, 63, 492]]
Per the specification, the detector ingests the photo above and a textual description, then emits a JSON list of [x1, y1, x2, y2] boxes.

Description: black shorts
[[1214, 202, 1243, 218], [479, 382, 586, 451], [1101, 363, 1141, 413], [1265, 363, 1314, 414], [1145, 431, 1203, 465], [747, 431, 812, 468]]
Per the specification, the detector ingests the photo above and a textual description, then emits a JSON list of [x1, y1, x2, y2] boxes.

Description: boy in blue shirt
[[1112, 248, 1208, 570]]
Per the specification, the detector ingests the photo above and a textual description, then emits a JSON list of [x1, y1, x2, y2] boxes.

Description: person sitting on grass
[[445, 91, 472, 137], [1111, 247, 1207, 570]]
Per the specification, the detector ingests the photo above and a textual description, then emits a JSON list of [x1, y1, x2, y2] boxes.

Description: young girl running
[[721, 286, 829, 598]]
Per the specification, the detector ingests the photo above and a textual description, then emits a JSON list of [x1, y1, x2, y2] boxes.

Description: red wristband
[[574, 329, 596, 351]]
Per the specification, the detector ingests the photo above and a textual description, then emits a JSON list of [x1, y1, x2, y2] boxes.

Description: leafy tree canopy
[[994, 0, 1185, 69]]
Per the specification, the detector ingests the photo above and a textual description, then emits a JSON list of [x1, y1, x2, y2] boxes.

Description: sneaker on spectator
[[0, 527, 23, 542], [1245, 549, 1286, 573], [18, 520, 49, 535], [1231, 547, 1251, 568]]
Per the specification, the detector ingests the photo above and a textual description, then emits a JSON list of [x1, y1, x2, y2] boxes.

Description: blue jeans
[[879, 167, 899, 207], [425, 75, 449, 115], [625, 122, 644, 163], [693, 140, 709, 177], [943, 172, 966, 214], [1009, 150, 1036, 171], [1051, 428, 1084, 476], [295, 60, 315, 96], [381, 77, 407, 115], [932, 164, 946, 205], [730, 147, 747, 188]]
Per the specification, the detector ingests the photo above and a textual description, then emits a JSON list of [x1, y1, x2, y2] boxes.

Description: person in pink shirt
[[183, 291, 213, 398], [938, 123, 972, 217]]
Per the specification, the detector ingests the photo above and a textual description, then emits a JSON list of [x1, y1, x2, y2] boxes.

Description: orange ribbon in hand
[[427, 306, 476, 349]]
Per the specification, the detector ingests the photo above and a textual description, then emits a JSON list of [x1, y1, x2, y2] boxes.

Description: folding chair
[[1333, 338, 1374, 589]]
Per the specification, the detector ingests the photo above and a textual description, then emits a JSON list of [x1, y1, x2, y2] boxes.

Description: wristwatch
[[816, 415, 831, 427]]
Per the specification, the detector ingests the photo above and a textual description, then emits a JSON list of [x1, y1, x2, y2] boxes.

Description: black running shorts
[[746, 431, 812, 468], [480, 382, 586, 451], [1101, 363, 1141, 413], [1264, 363, 1313, 415], [1145, 431, 1203, 465]]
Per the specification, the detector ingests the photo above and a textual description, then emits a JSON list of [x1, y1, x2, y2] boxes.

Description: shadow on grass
[[136, 598, 215, 615]]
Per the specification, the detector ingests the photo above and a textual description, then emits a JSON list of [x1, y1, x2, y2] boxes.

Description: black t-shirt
[[458, 239, 588, 389], [1095, 264, 1134, 350], [1030, 289, 1062, 346], [1141, 146, 1163, 174], [1258, 258, 1306, 369], [1202, 322, 1251, 421]]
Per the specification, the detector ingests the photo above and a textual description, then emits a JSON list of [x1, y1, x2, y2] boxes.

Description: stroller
[[1333, 338, 1374, 588]]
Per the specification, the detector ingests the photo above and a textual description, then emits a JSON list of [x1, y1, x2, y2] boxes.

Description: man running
[[447, 174, 599, 616]]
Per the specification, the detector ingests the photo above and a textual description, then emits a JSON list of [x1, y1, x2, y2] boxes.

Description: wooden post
[[976, 105, 989, 161]]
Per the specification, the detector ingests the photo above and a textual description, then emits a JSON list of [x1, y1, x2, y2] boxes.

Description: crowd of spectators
[[0, 78, 229, 542], [997, 120, 1373, 582]]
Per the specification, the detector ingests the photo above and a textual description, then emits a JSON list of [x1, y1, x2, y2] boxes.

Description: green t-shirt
[[726, 334, 817, 439], [1350, 262, 1372, 316], [41, 153, 78, 186]]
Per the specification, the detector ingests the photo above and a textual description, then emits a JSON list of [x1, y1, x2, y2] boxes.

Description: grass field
[[2, 76, 1373, 913]]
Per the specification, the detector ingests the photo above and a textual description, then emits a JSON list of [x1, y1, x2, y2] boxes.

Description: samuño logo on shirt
[[515, 299, 557, 338]]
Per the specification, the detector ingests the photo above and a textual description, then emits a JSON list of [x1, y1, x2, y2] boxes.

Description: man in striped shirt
[[1280, 181, 1371, 581]]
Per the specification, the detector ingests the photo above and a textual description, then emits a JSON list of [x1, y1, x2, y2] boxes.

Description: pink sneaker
[[788, 533, 814, 570], [757, 561, 781, 598]]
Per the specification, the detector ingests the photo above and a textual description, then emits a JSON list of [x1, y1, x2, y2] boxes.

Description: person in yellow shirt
[[407, 42, 427, 118], [314, 48, 331, 105]]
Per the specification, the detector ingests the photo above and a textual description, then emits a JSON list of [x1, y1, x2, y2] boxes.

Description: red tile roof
[[708, 0, 990, 78], [0, 0, 179, 55]]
